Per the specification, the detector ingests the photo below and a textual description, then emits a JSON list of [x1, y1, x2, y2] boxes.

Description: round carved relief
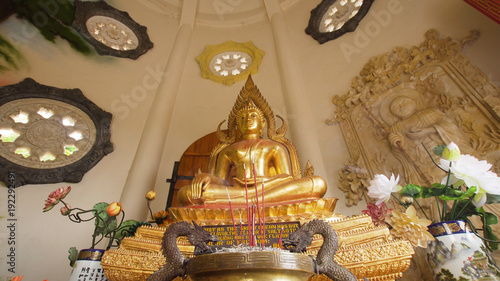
[[73, 0, 153, 60], [306, 0, 374, 44], [0, 78, 113, 187], [85, 15, 139, 51], [196, 41, 264, 86], [209, 51, 253, 77], [0, 98, 97, 169], [26, 120, 66, 149]]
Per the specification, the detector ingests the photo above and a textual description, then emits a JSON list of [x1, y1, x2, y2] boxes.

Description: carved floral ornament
[[196, 41, 265, 86], [330, 29, 500, 207], [0, 78, 113, 186]]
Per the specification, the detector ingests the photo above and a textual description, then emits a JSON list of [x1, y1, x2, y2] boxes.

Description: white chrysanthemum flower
[[445, 154, 500, 207], [367, 173, 402, 205]]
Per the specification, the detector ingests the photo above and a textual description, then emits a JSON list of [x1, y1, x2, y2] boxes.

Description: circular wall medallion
[[73, 0, 153, 59], [0, 78, 113, 187], [85, 15, 140, 51], [0, 98, 97, 169], [209, 51, 253, 77], [306, 0, 374, 44], [196, 41, 264, 86]]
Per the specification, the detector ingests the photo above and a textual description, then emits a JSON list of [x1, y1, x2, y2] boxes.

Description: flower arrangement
[[43, 186, 141, 266], [364, 142, 500, 250], [145, 190, 173, 227]]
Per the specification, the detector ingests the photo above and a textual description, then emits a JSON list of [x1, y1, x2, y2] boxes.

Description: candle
[[226, 188, 238, 246]]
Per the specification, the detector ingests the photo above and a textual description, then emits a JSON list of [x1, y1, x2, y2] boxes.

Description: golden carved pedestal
[[101, 198, 414, 281]]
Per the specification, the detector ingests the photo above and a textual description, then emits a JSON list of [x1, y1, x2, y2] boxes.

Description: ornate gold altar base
[[102, 198, 414, 281]]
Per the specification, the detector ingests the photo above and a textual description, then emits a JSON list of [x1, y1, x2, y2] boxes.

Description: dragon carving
[[284, 219, 358, 281], [147, 221, 218, 281]]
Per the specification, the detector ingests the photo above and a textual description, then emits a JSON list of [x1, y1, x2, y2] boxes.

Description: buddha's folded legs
[[177, 176, 327, 207]]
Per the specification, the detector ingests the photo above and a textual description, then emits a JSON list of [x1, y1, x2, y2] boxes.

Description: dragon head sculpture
[[283, 222, 314, 253], [189, 221, 219, 255]]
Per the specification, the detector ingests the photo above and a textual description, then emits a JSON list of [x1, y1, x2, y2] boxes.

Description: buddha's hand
[[406, 126, 432, 140], [191, 173, 212, 200]]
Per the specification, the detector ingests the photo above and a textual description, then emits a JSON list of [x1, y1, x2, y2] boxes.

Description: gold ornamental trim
[[120, 237, 162, 252], [326, 214, 374, 232], [186, 251, 316, 280], [101, 248, 165, 276], [103, 211, 414, 281], [135, 225, 167, 239], [196, 40, 264, 86], [336, 225, 392, 247], [169, 198, 340, 224]]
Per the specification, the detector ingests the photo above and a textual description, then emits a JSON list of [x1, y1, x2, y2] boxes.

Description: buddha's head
[[390, 96, 417, 119], [236, 104, 266, 138]]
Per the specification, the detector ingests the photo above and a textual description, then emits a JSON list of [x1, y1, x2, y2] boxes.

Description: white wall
[[0, 0, 499, 280]]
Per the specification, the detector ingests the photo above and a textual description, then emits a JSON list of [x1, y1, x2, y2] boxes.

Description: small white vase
[[68, 249, 109, 281], [427, 220, 500, 280]]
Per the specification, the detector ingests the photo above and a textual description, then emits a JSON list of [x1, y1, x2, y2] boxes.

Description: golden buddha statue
[[177, 76, 327, 207], [101, 76, 415, 281]]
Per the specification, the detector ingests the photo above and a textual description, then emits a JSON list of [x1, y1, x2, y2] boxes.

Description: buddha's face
[[237, 108, 265, 137], [390, 97, 416, 119]]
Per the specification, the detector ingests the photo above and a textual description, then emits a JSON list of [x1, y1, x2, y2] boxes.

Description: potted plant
[[364, 142, 500, 279], [43, 186, 141, 280]]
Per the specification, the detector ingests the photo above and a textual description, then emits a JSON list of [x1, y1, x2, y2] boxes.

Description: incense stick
[[278, 227, 284, 250], [251, 159, 264, 249], [261, 181, 265, 249], [226, 187, 238, 246], [243, 164, 251, 246], [239, 213, 243, 246]]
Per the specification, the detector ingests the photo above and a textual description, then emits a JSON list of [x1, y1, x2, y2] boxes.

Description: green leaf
[[421, 184, 448, 198], [401, 184, 421, 197], [462, 186, 478, 198], [93, 202, 117, 236], [484, 211, 498, 226], [431, 183, 446, 189], [433, 145, 446, 157], [68, 247, 78, 267], [484, 224, 499, 250], [439, 186, 477, 201], [10, 0, 92, 54], [420, 187, 437, 198], [0, 34, 23, 72], [113, 220, 138, 243], [486, 194, 500, 204]]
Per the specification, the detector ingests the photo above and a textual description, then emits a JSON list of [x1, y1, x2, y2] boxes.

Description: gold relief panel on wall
[[332, 29, 500, 207]]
